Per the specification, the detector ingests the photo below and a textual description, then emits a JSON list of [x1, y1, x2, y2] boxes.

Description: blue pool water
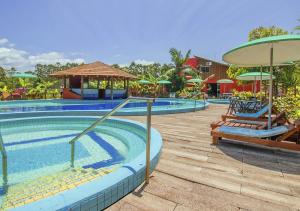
[[0, 99, 209, 116], [0, 101, 174, 113], [3, 142, 89, 174], [0, 117, 146, 185]]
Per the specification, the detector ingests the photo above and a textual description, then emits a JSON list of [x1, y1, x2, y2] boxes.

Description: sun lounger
[[211, 123, 300, 151], [211, 119, 267, 130], [212, 111, 289, 130], [222, 105, 269, 121]]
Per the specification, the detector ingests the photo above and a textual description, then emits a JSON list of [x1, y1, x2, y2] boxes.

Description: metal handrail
[[0, 130, 8, 191], [190, 92, 206, 111], [69, 96, 155, 184]]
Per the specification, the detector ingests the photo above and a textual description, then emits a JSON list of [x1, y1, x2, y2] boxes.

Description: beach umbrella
[[217, 79, 234, 84], [237, 72, 275, 81], [11, 73, 37, 79], [237, 72, 275, 107], [217, 79, 234, 95], [223, 34, 300, 128], [186, 78, 203, 83], [157, 80, 171, 96], [157, 80, 172, 84], [138, 79, 152, 84]]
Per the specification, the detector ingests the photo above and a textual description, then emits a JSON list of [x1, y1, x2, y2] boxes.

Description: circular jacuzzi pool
[[0, 116, 162, 210], [0, 98, 209, 119]]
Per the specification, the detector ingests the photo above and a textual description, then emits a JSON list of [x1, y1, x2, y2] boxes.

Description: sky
[[0, 0, 299, 70]]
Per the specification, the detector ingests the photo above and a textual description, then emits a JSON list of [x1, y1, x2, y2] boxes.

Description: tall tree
[[226, 65, 247, 80], [34, 62, 82, 79], [248, 26, 288, 41], [168, 48, 192, 92], [0, 66, 6, 80]]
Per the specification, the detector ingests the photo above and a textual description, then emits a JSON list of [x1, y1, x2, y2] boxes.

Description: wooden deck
[[107, 104, 300, 211]]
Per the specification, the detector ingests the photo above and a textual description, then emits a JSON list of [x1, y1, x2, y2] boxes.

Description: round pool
[[0, 98, 209, 119], [0, 116, 162, 210]]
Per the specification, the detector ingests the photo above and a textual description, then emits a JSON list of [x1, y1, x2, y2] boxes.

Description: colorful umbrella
[[138, 79, 152, 84], [157, 80, 172, 84], [186, 78, 203, 83], [217, 79, 234, 95], [223, 34, 300, 128], [216, 79, 234, 84]]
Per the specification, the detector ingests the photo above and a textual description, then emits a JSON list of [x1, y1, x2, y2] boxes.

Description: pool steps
[[1, 166, 116, 210]]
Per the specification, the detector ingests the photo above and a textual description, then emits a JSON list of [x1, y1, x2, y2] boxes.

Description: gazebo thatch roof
[[50, 61, 136, 79]]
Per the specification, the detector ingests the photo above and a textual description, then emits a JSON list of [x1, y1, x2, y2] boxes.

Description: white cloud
[[28, 52, 84, 65], [0, 37, 85, 70], [134, 59, 155, 65], [113, 54, 121, 58], [118, 59, 155, 67], [0, 38, 9, 45]]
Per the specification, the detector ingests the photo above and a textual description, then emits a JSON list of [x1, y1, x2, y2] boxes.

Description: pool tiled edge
[[11, 118, 163, 211]]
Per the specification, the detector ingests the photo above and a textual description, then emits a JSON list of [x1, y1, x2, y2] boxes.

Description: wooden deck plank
[[106, 104, 300, 210]]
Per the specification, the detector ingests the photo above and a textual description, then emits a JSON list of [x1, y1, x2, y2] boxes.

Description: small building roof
[[50, 61, 137, 79]]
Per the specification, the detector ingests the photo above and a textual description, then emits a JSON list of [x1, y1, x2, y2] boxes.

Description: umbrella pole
[[254, 77, 256, 96], [260, 66, 263, 108], [268, 46, 273, 129]]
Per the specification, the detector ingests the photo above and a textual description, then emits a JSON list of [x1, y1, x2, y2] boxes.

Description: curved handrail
[[69, 96, 155, 184], [190, 92, 206, 111], [0, 130, 8, 191]]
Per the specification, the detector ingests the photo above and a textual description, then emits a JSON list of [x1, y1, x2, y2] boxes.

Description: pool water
[[0, 99, 208, 116], [0, 117, 146, 185], [0, 100, 176, 113]]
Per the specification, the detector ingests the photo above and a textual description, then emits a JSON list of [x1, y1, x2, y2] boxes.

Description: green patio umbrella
[[237, 72, 275, 93], [157, 80, 171, 97], [217, 79, 234, 95], [217, 79, 233, 84], [186, 78, 203, 83], [157, 80, 172, 84], [138, 79, 152, 84], [223, 34, 300, 128], [11, 73, 37, 79], [237, 72, 275, 81]]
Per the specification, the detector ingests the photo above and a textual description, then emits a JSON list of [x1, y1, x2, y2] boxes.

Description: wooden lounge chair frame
[[212, 112, 289, 130], [211, 123, 300, 151]]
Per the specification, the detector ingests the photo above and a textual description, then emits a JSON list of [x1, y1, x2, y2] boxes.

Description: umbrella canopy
[[223, 34, 300, 67], [138, 79, 152, 84], [223, 34, 300, 129], [216, 79, 234, 84], [236, 72, 275, 81], [186, 78, 203, 83], [157, 80, 171, 84], [11, 73, 37, 79]]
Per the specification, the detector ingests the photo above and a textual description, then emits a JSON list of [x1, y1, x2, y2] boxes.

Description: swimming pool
[[0, 98, 208, 118], [207, 98, 230, 104], [0, 116, 162, 210]]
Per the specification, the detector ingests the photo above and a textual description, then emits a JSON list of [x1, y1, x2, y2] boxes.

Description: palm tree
[[168, 48, 193, 92], [36, 80, 55, 99], [169, 48, 191, 72]]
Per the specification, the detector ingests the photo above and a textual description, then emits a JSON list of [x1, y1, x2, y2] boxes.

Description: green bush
[[273, 89, 300, 120]]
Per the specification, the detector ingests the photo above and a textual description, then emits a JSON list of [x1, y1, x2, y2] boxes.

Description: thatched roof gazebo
[[50, 61, 136, 100]]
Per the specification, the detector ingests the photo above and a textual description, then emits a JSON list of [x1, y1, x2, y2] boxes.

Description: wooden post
[[80, 76, 84, 99], [126, 79, 129, 97], [63, 77, 67, 88], [87, 76, 90, 89], [111, 78, 114, 100], [97, 77, 100, 89]]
